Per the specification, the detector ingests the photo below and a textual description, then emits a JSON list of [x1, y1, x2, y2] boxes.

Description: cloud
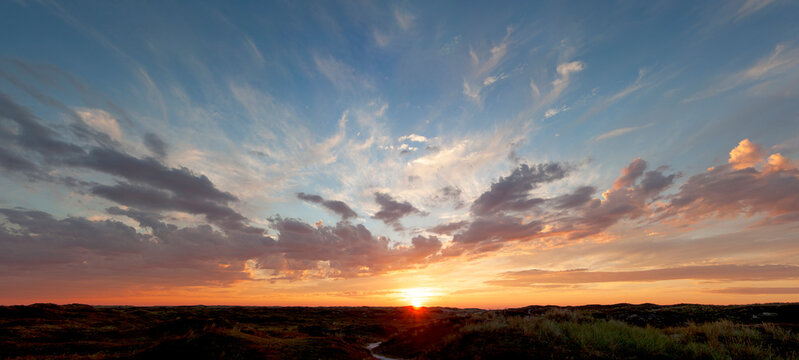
[[555, 61, 584, 79], [398, 134, 429, 143], [398, 143, 418, 154], [0, 93, 252, 232], [394, 8, 415, 31], [0, 207, 274, 286], [143, 132, 168, 159], [0, 93, 84, 158], [489, 264, 799, 286], [428, 220, 469, 235], [527, 59, 585, 115], [90, 182, 249, 232], [551, 186, 596, 209], [429, 185, 465, 209], [105, 206, 167, 231], [75, 108, 123, 142], [0, 147, 39, 174], [709, 287, 799, 295], [728, 138, 765, 169], [441, 159, 677, 254], [470, 163, 568, 216], [592, 123, 652, 142], [462, 80, 482, 103], [685, 43, 799, 102], [613, 158, 647, 190], [296, 192, 358, 220], [314, 54, 372, 91], [69, 148, 256, 232], [661, 140, 799, 223], [562, 159, 675, 238], [74, 148, 237, 204], [462, 29, 512, 104], [578, 69, 651, 126], [372, 192, 426, 230], [450, 215, 543, 252], [735, 0, 776, 20], [244, 36, 265, 64], [0, 206, 443, 283], [544, 105, 569, 118], [268, 217, 440, 278]]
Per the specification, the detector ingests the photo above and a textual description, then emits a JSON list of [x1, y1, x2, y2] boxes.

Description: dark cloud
[[296, 192, 358, 220], [143, 132, 168, 159], [267, 217, 441, 278], [0, 207, 275, 285], [430, 186, 465, 209], [74, 148, 237, 203], [372, 192, 426, 230], [447, 159, 676, 253], [428, 220, 469, 235], [552, 186, 596, 209], [0, 208, 145, 267], [612, 158, 646, 189], [639, 168, 678, 195], [0, 205, 442, 284], [488, 264, 799, 286], [1, 94, 246, 231], [58, 147, 253, 231], [106, 206, 169, 232], [68, 121, 120, 149], [660, 162, 799, 223], [559, 159, 676, 239], [0, 93, 84, 158], [91, 182, 248, 231], [0, 147, 38, 173], [2, 59, 135, 126], [445, 215, 544, 255], [470, 163, 568, 216]]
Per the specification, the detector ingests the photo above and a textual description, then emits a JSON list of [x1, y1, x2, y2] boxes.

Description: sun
[[411, 298, 424, 308], [400, 288, 433, 308]]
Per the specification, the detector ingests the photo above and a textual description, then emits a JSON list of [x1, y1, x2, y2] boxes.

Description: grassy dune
[[1, 303, 797, 359]]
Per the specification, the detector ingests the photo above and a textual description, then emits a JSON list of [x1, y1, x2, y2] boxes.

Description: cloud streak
[[489, 264, 799, 286]]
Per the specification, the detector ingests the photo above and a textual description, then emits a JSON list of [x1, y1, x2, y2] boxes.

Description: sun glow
[[400, 288, 434, 308]]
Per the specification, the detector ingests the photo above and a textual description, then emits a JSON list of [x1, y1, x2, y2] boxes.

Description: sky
[[0, 0, 798, 308]]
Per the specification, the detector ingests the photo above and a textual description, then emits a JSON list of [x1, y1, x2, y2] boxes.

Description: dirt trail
[[366, 342, 404, 360]]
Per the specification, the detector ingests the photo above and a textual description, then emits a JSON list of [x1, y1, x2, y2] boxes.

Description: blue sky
[[1, 0, 798, 306]]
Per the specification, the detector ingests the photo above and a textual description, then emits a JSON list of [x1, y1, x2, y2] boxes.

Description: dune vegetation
[[1, 303, 797, 359]]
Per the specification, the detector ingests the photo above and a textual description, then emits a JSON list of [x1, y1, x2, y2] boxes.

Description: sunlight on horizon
[[400, 288, 439, 308]]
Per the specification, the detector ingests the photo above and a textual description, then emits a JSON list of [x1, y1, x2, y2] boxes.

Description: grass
[[392, 309, 799, 359], [1, 303, 798, 359]]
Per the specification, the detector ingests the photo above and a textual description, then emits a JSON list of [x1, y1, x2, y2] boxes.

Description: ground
[[1, 303, 797, 359]]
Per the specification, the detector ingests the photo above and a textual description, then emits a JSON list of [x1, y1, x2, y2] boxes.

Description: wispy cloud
[[684, 43, 799, 102], [394, 8, 415, 31], [592, 123, 653, 142], [735, 0, 777, 21], [462, 28, 513, 104], [524, 59, 585, 116], [314, 54, 373, 91]]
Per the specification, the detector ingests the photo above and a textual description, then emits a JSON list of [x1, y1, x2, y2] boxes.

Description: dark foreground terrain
[[1, 303, 798, 359]]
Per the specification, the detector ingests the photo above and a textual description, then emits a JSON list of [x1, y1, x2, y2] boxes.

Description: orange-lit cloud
[[728, 138, 765, 169]]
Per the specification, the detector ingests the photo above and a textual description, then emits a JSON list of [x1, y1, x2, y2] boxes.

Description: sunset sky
[[1, 0, 798, 307]]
